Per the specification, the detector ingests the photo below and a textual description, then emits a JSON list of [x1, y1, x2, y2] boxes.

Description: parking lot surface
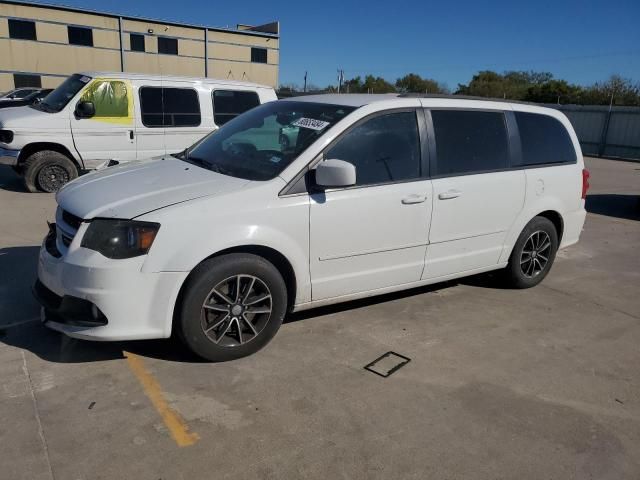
[[1, 157, 639, 479]]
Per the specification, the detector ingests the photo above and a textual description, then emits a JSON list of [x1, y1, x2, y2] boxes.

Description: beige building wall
[[0, 1, 279, 91]]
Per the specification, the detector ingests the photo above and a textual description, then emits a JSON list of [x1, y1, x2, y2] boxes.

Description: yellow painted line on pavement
[[125, 352, 199, 447]]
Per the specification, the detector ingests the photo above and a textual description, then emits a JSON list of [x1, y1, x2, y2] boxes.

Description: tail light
[[581, 169, 590, 199]]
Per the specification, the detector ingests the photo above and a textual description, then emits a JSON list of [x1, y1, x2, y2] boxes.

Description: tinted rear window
[[213, 90, 260, 125], [431, 110, 510, 176], [139, 87, 200, 127], [515, 112, 577, 165]]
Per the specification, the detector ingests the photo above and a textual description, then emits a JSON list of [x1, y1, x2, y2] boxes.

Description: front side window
[[139, 87, 200, 127], [431, 110, 510, 176], [326, 111, 421, 186], [9, 19, 37, 40], [32, 73, 91, 113], [80, 80, 130, 118], [213, 90, 260, 125], [68, 26, 93, 46], [184, 101, 355, 181], [515, 112, 576, 165]]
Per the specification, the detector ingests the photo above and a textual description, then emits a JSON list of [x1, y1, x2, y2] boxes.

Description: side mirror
[[75, 101, 95, 119], [315, 159, 356, 188]]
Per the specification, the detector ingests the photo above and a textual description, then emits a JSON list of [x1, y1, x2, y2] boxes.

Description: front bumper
[[35, 228, 189, 341], [0, 146, 19, 166]]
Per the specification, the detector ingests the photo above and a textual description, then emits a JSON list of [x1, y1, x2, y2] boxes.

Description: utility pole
[[303, 71, 307, 93], [337, 69, 344, 94]]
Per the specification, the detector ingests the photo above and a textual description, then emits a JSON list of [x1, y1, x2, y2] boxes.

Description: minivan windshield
[[182, 101, 355, 181], [31, 73, 91, 113]]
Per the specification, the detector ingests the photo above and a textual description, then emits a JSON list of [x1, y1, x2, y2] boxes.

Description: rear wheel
[[23, 150, 78, 193], [503, 216, 558, 289], [178, 253, 287, 362]]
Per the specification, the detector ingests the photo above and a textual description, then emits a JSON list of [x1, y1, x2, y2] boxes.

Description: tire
[[23, 150, 78, 193], [178, 253, 287, 362], [503, 216, 559, 289]]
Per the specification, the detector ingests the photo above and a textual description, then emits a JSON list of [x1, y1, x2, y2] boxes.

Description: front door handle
[[438, 190, 462, 200], [402, 194, 427, 205], [129, 130, 134, 140]]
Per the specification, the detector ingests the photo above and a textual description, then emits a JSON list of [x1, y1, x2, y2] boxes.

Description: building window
[[212, 90, 260, 126], [68, 26, 93, 46], [8, 19, 37, 41], [158, 37, 178, 55], [14, 74, 42, 88], [251, 47, 267, 64], [129, 33, 145, 52], [139, 87, 200, 127]]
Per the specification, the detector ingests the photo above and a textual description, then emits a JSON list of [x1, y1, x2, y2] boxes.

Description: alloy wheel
[[200, 274, 272, 347], [520, 230, 552, 278]]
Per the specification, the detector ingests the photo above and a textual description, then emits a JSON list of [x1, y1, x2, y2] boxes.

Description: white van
[[34, 94, 588, 361], [0, 72, 276, 192]]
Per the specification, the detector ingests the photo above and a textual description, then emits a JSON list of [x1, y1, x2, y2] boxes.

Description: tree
[[580, 75, 640, 106], [395, 73, 449, 94], [525, 79, 583, 104]]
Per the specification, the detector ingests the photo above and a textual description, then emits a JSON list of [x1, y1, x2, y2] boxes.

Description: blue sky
[[49, 0, 639, 89]]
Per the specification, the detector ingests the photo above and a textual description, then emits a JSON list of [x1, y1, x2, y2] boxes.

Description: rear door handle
[[129, 130, 134, 140], [402, 194, 427, 205], [438, 190, 462, 200]]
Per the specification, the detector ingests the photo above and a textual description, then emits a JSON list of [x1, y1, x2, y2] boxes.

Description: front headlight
[[81, 219, 160, 259]]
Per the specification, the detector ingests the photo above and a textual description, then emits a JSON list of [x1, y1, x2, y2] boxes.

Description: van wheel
[[178, 253, 287, 362], [503, 216, 558, 289], [23, 150, 78, 193]]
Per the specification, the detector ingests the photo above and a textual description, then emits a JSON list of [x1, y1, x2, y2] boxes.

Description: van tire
[[503, 216, 559, 289], [23, 150, 78, 193], [178, 253, 287, 362]]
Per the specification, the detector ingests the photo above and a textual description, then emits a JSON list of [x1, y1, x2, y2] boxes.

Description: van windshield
[[31, 74, 91, 113], [182, 101, 355, 181]]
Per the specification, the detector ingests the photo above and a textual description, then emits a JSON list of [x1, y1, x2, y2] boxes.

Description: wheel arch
[[536, 210, 564, 243], [171, 244, 298, 334], [18, 142, 81, 170]]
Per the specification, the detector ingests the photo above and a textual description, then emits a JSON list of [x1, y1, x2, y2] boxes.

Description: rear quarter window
[[515, 112, 577, 166]]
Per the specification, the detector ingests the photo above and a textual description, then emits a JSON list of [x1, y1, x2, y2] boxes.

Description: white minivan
[[0, 71, 276, 192], [34, 94, 588, 361]]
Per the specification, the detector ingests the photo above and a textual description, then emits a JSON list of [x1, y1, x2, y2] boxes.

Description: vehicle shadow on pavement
[[586, 194, 640, 221], [0, 165, 28, 192]]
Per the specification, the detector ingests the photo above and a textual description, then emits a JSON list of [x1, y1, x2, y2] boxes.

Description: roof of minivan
[[78, 71, 272, 89], [282, 93, 554, 112]]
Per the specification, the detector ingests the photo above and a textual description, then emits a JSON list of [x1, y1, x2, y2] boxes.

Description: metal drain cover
[[364, 351, 411, 378]]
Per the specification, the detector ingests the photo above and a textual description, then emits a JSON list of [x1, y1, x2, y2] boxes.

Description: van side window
[[325, 111, 421, 186], [80, 80, 129, 118], [515, 112, 577, 165], [213, 90, 261, 126], [431, 110, 509, 176], [139, 87, 201, 128]]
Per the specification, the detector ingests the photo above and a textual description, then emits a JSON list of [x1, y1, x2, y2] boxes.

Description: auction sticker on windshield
[[292, 117, 330, 131]]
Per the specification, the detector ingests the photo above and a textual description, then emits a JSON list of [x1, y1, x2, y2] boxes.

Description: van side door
[[162, 83, 208, 155], [423, 108, 525, 279], [70, 78, 136, 168], [136, 80, 166, 159]]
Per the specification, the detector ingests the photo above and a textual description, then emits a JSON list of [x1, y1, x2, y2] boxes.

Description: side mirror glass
[[75, 101, 95, 119], [315, 159, 356, 188]]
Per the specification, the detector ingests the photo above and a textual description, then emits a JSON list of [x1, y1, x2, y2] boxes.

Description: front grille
[[62, 210, 83, 230], [45, 223, 61, 258]]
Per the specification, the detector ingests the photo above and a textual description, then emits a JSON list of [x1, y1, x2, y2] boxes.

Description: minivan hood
[[57, 156, 251, 219]]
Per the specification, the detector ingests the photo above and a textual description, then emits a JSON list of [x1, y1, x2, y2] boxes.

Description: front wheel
[[503, 216, 559, 289], [178, 254, 287, 362], [23, 150, 78, 193]]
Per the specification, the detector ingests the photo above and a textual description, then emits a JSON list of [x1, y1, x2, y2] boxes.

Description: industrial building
[[0, 0, 279, 91]]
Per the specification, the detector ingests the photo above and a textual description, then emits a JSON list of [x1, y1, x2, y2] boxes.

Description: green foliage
[[279, 71, 640, 106], [395, 73, 449, 94]]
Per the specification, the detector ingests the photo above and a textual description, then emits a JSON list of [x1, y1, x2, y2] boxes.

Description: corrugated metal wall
[[545, 104, 640, 160]]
